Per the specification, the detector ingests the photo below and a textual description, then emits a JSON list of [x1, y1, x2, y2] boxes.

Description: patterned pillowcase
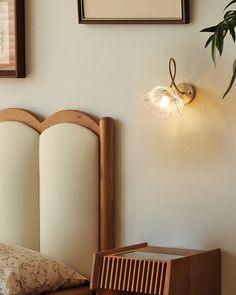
[[0, 243, 88, 295]]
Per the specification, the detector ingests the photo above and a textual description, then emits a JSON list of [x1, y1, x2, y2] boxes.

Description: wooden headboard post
[[99, 117, 115, 250]]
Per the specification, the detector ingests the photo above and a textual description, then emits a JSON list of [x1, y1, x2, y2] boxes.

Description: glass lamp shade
[[143, 86, 184, 118]]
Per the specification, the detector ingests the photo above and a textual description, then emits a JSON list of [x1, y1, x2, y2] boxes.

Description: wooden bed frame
[[0, 108, 115, 294]]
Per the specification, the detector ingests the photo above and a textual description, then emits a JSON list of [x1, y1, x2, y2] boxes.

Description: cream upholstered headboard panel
[[0, 109, 115, 278], [0, 122, 39, 250], [40, 123, 99, 276]]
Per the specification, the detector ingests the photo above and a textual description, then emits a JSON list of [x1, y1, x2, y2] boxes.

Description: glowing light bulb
[[143, 86, 184, 118], [159, 95, 170, 109]]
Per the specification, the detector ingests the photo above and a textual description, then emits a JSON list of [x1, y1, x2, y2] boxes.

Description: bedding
[[0, 243, 88, 295]]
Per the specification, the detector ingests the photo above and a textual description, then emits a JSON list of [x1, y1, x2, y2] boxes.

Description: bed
[[0, 108, 115, 295]]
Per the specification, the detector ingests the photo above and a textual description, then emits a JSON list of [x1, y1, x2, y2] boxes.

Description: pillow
[[0, 243, 88, 295]]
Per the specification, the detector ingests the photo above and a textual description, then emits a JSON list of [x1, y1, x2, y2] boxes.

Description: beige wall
[[0, 0, 235, 294]]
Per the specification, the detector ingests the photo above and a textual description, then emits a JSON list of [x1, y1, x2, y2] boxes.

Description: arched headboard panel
[[0, 121, 39, 250], [0, 108, 115, 278]]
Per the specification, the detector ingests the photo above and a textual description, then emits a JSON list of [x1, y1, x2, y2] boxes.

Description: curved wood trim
[[0, 108, 100, 135], [42, 110, 100, 135], [0, 108, 42, 132]]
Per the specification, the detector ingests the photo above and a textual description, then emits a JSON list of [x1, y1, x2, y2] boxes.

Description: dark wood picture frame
[[78, 0, 189, 24], [0, 0, 25, 77]]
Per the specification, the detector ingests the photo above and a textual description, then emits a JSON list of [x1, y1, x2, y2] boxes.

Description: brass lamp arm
[[168, 57, 185, 95]]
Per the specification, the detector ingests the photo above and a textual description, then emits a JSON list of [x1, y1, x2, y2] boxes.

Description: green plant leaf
[[223, 59, 236, 98], [225, 0, 236, 10], [224, 10, 236, 19], [201, 1, 236, 97], [229, 25, 236, 41], [211, 35, 217, 65], [215, 26, 224, 55], [205, 35, 214, 48], [201, 25, 218, 33], [223, 10, 236, 41]]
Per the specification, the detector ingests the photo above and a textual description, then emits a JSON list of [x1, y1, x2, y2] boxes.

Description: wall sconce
[[144, 58, 196, 118]]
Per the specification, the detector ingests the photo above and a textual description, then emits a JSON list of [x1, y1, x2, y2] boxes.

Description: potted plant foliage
[[201, 0, 236, 98]]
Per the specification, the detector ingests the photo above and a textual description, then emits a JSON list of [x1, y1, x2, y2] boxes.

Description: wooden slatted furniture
[[90, 243, 221, 295]]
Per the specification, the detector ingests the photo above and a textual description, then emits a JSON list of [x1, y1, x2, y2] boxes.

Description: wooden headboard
[[0, 108, 115, 277]]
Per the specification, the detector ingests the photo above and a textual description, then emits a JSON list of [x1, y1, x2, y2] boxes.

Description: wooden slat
[[109, 257, 116, 289], [131, 259, 138, 292], [113, 257, 122, 290], [158, 263, 167, 295], [118, 258, 125, 290], [140, 260, 148, 293], [97, 257, 103, 288], [154, 262, 161, 295], [104, 257, 113, 288], [136, 260, 144, 293], [122, 259, 130, 291], [145, 261, 152, 294], [149, 261, 157, 294], [100, 257, 108, 288], [127, 259, 135, 291]]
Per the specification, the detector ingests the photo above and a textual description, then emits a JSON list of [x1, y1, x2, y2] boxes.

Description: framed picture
[[78, 0, 189, 24], [0, 0, 25, 78]]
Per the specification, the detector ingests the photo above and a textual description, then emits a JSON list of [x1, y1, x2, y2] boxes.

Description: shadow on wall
[[139, 87, 236, 295], [160, 89, 236, 295], [158, 87, 235, 167]]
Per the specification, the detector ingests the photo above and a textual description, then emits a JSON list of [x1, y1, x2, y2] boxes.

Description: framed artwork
[[0, 0, 25, 78], [78, 0, 189, 24]]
